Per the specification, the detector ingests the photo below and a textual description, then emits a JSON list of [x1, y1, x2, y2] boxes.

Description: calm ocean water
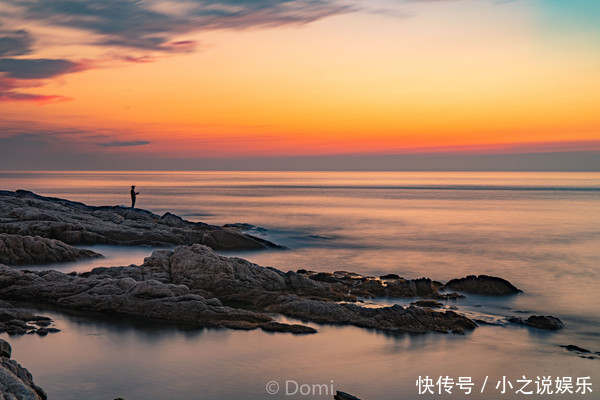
[[1, 171, 599, 399]]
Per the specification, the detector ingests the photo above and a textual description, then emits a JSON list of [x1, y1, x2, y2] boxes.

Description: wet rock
[[268, 300, 476, 334], [0, 301, 57, 336], [443, 275, 521, 295], [0, 190, 279, 250], [334, 391, 362, 400], [379, 274, 400, 280], [0, 233, 102, 265], [560, 345, 591, 353], [0, 264, 314, 334], [0, 339, 47, 400], [0, 339, 10, 358], [259, 322, 317, 334], [507, 315, 564, 330], [412, 300, 443, 308], [525, 315, 564, 330]]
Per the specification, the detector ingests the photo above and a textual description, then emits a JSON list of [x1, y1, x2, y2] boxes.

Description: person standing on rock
[[130, 185, 139, 208]]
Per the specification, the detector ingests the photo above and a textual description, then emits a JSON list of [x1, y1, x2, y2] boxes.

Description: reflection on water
[[1, 171, 599, 398], [3, 308, 597, 400]]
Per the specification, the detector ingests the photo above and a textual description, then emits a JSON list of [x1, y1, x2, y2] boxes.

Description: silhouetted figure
[[130, 185, 139, 208]]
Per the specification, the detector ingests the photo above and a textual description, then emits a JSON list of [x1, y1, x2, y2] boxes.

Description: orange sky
[[1, 0, 599, 169]]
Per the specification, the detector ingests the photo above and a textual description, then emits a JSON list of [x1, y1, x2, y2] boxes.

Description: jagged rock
[[0, 300, 57, 336], [0, 243, 481, 335], [443, 275, 521, 295], [0, 339, 47, 400], [0, 264, 311, 334], [268, 300, 477, 334], [0, 233, 102, 265], [0, 190, 279, 250]]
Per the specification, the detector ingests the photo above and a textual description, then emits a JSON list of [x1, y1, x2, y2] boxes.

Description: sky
[[0, 0, 599, 170]]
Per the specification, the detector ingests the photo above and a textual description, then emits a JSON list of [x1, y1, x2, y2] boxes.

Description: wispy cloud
[[0, 58, 85, 79], [0, 29, 34, 56], [6, 0, 352, 51], [0, 0, 353, 103], [96, 140, 151, 147]]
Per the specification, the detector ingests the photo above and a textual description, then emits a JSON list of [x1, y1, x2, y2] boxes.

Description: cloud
[[0, 0, 352, 103], [0, 29, 34, 56], [0, 92, 70, 103], [7, 0, 352, 51], [96, 140, 151, 147], [0, 58, 85, 79]]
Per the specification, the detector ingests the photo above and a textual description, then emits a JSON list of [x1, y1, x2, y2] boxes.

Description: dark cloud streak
[[0, 58, 84, 79], [96, 140, 151, 147]]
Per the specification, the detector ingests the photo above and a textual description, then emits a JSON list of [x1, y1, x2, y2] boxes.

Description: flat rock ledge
[[0, 338, 47, 400], [0, 233, 102, 265], [1, 244, 483, 335], [0, 190, 278, 251]]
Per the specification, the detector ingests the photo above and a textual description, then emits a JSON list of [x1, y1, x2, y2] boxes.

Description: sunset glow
[[1, 0, 599, 169]]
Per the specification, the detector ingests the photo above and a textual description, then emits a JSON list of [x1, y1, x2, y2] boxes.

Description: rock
[[0, 243, 481, 335], [268, 301, 477, 334], [525, 315, 564, 330], [0, 301, 57, 337], [259, 322, 317, 334], [0, 264, 313, 334], [560, 345, 591, 353], [0, 190, 279, 250], [334, 391, 362, 400], [0, 339, 47, 400], [412, 300, 443, 308], [507, 315, 564, 330], [0, 233, 102, 265], [0, 339, 11, 358], [443, 275, 521, 295], [379, 274, 400, 280]]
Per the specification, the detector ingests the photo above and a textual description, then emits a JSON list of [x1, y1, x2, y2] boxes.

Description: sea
[[0, 171, 598, 399]]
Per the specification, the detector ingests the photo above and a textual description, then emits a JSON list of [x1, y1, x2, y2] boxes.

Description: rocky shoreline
[[0, 190, 279, 256], [0, 191, 567, 399]]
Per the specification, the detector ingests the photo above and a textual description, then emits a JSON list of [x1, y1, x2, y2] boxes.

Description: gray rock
[[443, 275, 521, 295], [0, 301, 57, 337], [0, 243, 481, 335], [0, 233, 102, 265], [412, 300, 443, 308], [525, 315, 564, 330], [0, 190, 279, 250], [0, 264, 311, 334], [0, 339, 10, 358], [507, 315, 564, 330], [0, 339, 47, 400]]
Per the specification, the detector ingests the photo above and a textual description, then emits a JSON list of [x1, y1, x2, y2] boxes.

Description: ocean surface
[[1, 171, 599, 399]]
